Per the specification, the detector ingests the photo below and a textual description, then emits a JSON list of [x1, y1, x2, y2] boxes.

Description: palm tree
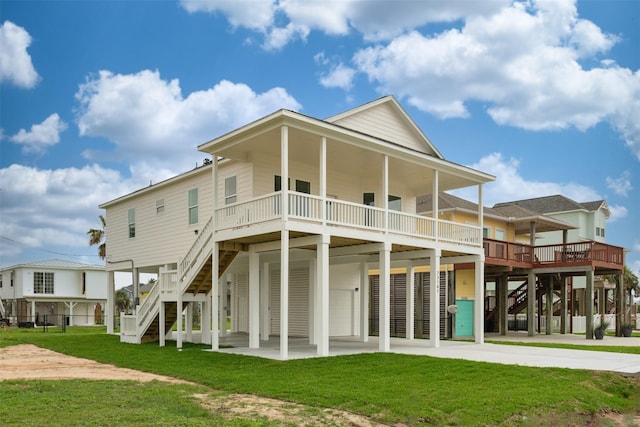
[[623, 266, 639, 306], [115, 289, 131, 313], [87, 214, 106, 260]]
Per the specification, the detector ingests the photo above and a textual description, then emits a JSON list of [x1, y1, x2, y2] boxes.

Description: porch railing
[[215, 191, 482, 247], [484, 238, 624, 268]]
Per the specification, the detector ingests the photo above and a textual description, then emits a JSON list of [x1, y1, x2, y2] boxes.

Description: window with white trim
[[188, 188, 199, 224], [495, 229, 505, 241], [34, 272, 54, 294], [225, 176, 237, 205], [156, 199, 165, 214]]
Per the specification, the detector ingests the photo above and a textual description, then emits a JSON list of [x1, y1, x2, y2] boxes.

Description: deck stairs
[[125, 217, 242, 343]]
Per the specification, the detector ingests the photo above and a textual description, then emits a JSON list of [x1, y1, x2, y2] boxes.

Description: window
[[188, 188, 199, 224], [483, 227, 490, 238], [0, 275, 2, 288], [156, 199, 165, 214], [274, 175, 290, 191], [128, 208, 136, 238], [34, 272, 54, 294], [295, 179, 310, 194], [388, 195, 401, 211], [495, 229, 505, 241], [225, 176, 237, 205]]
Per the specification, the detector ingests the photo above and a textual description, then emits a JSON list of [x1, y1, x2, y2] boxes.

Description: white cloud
[[606, 171, 633, 197], [350, 1, 640, 160], [452, 152, 601, 206], [0, 164, 136, 262], [10, 114, 67, 154], [319, 63, 356, 90], [0, 21, 39, 88], [607, 204, 628, 222], [75, 70, 301, 180], [180, 0, 508, 49]]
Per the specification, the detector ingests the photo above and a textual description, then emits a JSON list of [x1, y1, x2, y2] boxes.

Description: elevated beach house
[[100, 96, 494, 359]]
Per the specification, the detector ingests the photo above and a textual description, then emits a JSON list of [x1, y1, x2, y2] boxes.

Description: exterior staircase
[[121, 217, 242, 343]]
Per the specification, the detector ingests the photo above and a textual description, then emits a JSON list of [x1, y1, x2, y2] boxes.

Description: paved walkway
[[213, 332, 640, 373]]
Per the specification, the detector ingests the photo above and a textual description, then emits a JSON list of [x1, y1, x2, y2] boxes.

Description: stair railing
[[178, 216, 213, 295], [135, 280, 160, 342]]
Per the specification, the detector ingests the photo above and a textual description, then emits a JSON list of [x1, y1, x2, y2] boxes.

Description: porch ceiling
[[213, 125, 487, 195]]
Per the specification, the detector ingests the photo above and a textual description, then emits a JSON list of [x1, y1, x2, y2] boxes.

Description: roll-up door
[[270, 267, 309, 337]]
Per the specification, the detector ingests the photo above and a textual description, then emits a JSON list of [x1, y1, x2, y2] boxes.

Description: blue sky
[[1, 0, 639, 277]]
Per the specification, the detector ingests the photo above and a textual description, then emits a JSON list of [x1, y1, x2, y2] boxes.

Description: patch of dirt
[[0, 344, 387, 426]]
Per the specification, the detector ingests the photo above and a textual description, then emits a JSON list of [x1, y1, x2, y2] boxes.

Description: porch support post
[[430, 250, 441, 347], [280, 229, 289, 359], [499, 274, 508, 335], [320, 136, 327, 225], [260, 262, 270, 340], [478, 184, 484, 235], [132, 267, 140, 313], [527, 271, 536, 336], [31, 300, 36, 324], [176, 292, 183, 349], [219, 280, 227, 337], [616, 271, 624, 336], [560, 275, 568, 334], [186, 302, 193, 342], [316, 234, 330, 356], [159, 302, 166, 347], [382, 155, 389, 230], [433, 171, 439, 240], [406, 263, 415, 340], [585, 270, 594, 340], [545, 277, 553, 335], [211, 241, 219, 350], [379, 242, 391, 352], [359, 262, 369, 342], [249, 247, 260, 349], [106, 271, 115, 334], [201, 297, 211, 345], [474, 254, 484, 344], [280, 125, 289, 360]]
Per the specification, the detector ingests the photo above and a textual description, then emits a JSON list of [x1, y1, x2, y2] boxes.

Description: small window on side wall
[[128, 208, 136, 238], [188, 188, 199, 225], [156, 199, 165, 214], [225, 176, 237, 205]]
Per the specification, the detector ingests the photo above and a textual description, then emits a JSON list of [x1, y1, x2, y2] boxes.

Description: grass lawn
[[2, 327, 640, 425]]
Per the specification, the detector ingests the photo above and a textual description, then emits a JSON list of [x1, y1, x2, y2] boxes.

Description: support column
[[185, 303, 193, 342], [201, 297, 211, 345], [219, 279, 227, 337], [176, 293, 183, 349], [560, 275, 568, 334], [545, 277, 553, 335], [211, 242, 219, 350], [474, 254, 484, 344], [585, 270, 594, 340], [31, 300, 36, 324], [159, 302, 166, 347], [406, 264, 415, 341], [249, 247, 260, 349], [133, 267, 140, 312], [616, 272, 624, 336], [260, 262, 270, 340], [379, 242, 391, 352], [316, 235, 330, 356], [430, 250, 441, 347], [107, 271, 115, 334], [499, 275, 508, 336], [280, 229, 289, 359], [359, 262, 369, 342], [527, 271, 536, 337]]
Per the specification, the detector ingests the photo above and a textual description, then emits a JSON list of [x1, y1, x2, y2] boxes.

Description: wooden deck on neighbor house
[[482, 238, 624, 272]]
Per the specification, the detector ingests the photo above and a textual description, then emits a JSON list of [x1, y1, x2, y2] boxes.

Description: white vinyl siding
[[104, 166, 213, 269], [330, 101, 437, 156]]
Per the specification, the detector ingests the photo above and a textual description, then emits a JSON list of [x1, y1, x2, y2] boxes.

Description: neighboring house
[[118, 283, 155, 312], [100, 96, 494, 358], [0, 259, 108, 327], [418, 193, 625, 337]]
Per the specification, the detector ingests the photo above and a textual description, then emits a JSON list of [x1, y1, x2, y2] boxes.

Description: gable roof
[[493, 195, 609, 217], [325, 96, 444, 159], [1, 259, 105, 271], [417, 192, 575, 234]]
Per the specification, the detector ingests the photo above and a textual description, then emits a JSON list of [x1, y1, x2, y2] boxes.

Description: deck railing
[[484, 238, 624, 268], [215, 191, 481, 247]]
